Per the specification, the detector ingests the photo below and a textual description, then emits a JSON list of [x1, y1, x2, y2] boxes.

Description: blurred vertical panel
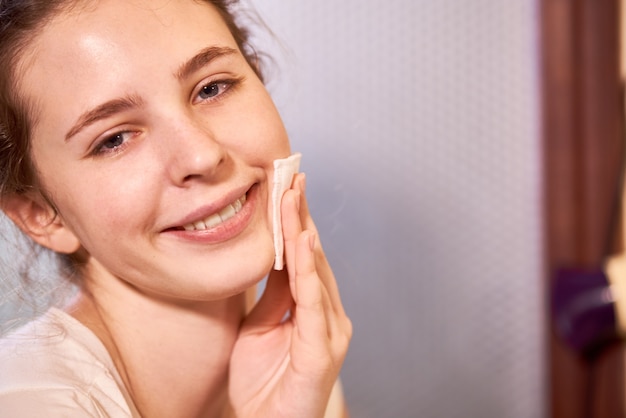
[[253, 1, 545, 416], [542, 0, 624, 416]]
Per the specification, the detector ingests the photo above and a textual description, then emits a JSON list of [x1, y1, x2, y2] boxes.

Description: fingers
[[289, 174, 348, 319], [292, 231, 329, 346], [281, 173, 352, 348], [292, 173, 318, 235], [281, 188, 301, 297], [237, 172, 351, 418], [291, 230, 351, 374]]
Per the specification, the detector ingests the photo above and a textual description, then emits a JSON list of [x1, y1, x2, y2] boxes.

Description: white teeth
[[204, 214, 222, 228], [232, 197, 242, 212], [182, 194, 247, 231], [219, 204, 236, 222]]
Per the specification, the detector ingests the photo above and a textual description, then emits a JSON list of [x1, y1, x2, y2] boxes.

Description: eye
[[92, 131, 135, 156], [194, 79, 239, 104], [198, 82, 223, 100]]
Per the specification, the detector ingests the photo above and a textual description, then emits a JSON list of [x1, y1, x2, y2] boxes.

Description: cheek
[[257, 101, 291, 153], [51, 165, 158, 244], [227, 89, 291, 159]]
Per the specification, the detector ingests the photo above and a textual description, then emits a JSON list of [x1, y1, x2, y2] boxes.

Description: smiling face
[[16, 0, 291, 301]]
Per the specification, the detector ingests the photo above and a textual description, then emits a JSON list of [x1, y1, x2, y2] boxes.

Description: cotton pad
[[272, 152, 302, 270]]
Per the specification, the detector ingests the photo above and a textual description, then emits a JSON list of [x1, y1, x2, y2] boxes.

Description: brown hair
[[0, 0, 264, 198]]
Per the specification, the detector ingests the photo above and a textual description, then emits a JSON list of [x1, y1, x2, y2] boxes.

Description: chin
[[176, 239, 276, 301]]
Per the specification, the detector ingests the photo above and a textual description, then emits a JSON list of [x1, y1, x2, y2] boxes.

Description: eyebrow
[[64, 46, 238, 141], [65, 95, 144, 141], [175, 46, 239, 81]]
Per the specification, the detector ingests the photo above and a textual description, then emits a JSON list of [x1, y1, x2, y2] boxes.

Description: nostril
[[182, 174, 196, 183], [177, 152, 227, 185]]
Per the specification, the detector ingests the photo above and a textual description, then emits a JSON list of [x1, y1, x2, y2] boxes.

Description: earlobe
[[1, 192, 81, 254]]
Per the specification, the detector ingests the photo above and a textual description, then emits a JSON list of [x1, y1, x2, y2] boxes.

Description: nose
[[159, 116, 227, 186]]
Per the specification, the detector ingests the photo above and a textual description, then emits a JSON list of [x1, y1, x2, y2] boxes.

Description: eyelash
[[193, 77, 240, 104], [92, 131, 137, 156], [91, 78, 241, 157]]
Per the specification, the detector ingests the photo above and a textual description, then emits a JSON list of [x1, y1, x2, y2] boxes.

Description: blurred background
[[251, 1, 545, 417], [251, 0, 626, 417]]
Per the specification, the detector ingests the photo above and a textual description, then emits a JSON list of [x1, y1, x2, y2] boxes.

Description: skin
[[3, 0, 351, 417]]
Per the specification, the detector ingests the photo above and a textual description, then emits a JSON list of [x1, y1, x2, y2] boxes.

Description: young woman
[[0, 0, 352, 416]]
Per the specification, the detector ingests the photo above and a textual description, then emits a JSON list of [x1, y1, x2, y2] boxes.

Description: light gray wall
[[250, 1, 546, 417]]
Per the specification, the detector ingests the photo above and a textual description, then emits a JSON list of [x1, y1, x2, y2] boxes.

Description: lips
[[181, 194, 247, 231]]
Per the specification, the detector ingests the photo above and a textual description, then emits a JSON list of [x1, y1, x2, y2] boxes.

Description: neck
[[68, 272, 249, 418]]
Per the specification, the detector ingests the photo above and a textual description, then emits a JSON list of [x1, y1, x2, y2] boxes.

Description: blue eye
[[198, 83, 222, 100], [93, 131, 133, 156], [195, 79, 238, 103]]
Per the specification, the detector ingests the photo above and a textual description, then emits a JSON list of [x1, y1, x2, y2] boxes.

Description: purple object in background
[[552, 268, 618, 353]]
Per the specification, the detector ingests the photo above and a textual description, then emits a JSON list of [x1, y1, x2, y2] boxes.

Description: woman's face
[[18, 0, 291, 300]]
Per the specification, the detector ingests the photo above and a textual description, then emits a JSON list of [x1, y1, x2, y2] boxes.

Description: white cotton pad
[[272, 152, 302, 270]]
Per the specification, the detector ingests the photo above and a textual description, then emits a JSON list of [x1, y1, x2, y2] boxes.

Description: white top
[[0, 308, 139, 417], [0, 308, 346, 417]]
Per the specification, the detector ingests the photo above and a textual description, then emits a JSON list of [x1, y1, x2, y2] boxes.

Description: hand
[[229, 173, 352, 418]]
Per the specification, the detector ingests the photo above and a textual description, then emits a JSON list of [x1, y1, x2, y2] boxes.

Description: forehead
[[22, 0, 236, 71], [16, 0, 240, 136]]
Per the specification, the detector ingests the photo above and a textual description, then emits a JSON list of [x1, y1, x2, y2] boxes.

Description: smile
[[181, 194, 247, 231]]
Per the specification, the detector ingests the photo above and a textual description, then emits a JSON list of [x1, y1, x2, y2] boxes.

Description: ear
[[1, 192, 81, 254]]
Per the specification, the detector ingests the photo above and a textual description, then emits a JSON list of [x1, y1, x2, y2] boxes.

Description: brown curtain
[[543, 0, 625, 416]]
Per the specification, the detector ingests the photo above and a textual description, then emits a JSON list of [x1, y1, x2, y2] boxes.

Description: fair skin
[[2, 1, 351, 417]]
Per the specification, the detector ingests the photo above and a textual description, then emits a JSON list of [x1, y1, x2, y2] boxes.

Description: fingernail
[[300, 173, 307, 193], [308, 232, 316, 251], [295, 191, 301, 211]]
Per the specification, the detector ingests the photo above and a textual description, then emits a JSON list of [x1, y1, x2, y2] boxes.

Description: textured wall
[[250, 1, 546, 417]]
